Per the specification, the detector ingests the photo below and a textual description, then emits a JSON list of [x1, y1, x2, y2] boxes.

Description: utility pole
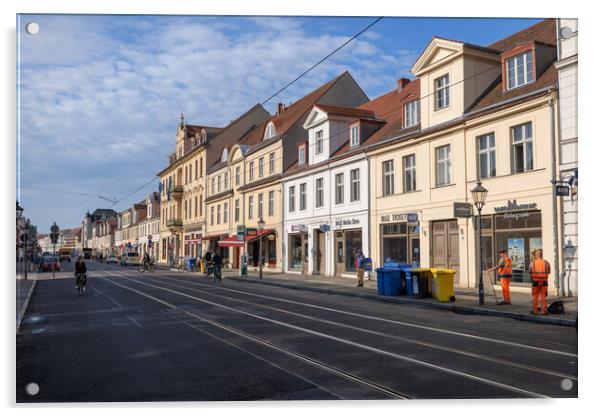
[[50, 222, 59, 279]]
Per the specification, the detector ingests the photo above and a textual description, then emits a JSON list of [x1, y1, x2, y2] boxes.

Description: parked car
[[40, 256, 61, 272], [106, 255, 118, 264], [121, 252, 140, 266]]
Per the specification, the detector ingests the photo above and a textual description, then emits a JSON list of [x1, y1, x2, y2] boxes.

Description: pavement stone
[[222, 270, 577, 327]]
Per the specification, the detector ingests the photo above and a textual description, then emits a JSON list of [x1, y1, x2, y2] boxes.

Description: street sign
[[453, 202, 473, 218], [407, 213, 419, 223], [319, 224, 330, 233], [267, 234, 275, 241], [237, 225, 245, 241], [556, 184, 570, 197], [246, 228, 258, 237]]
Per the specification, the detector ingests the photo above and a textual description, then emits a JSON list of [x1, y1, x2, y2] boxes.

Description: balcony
[[171, 186, 184, 199], [166, 219, 183, 231]]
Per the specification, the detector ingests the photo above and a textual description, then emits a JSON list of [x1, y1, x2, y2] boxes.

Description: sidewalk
[[16, 278, 36, 333], [223, 270, 577, 327]]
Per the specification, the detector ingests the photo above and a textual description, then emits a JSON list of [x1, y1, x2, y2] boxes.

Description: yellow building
[[367, 19, 562, 293]]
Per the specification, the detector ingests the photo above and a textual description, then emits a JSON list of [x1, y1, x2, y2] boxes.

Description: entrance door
[[335, 232, 345, 276], [313, 230, 325, 275], [431, 220, 461, 283], [233, 247, 240, 269]]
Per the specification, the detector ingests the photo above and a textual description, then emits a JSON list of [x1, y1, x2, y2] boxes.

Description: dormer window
[[315, 130, 324, 154], [221, 148, 228, 163], [201, 129, 208, 143], [434, 74, 449, 110], [298, 143, 307, 165], [265, 122, 276, 140], [506, 51, 534, 90], [350, 125, 359, 147], [404, 100, 421, 128]]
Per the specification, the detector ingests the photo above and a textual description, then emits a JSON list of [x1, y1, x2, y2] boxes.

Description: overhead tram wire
[[20, 185, 118, 204], [110, 176, 158, 208], [260, 17, 384, 106]]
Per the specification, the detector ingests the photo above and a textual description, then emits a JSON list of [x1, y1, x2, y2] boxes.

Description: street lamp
[[258, 217, 265, 279], [16, 200, 24, 219], [471, 181, 488, 305]]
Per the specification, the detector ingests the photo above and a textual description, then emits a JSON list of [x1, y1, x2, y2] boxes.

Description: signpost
[[237, 225, 245, 241]]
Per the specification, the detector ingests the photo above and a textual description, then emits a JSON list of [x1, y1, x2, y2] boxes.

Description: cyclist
[[143, 252, 151, 268], [212, 251, 223, 281], [204, 250, 213, 279], [74, 255, 87, 291]]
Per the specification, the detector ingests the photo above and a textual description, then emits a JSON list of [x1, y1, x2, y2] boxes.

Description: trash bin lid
[[383, 261, 412, 270]]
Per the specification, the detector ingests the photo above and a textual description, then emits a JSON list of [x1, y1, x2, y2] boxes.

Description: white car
[[121, 252, 141, 266], [106, 255, 118, 264]]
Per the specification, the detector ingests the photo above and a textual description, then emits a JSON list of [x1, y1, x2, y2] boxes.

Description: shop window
[[289, 234, 305, 271], [344, 230, 362, 272]]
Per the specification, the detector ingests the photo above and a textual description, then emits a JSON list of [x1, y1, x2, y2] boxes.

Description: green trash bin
[[430, 268, 457, 302], [410, 268, 432, 299]]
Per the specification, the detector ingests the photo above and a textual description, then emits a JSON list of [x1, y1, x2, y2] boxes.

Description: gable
[[412, 38, 463, 76], [303, 107, 328, 129]]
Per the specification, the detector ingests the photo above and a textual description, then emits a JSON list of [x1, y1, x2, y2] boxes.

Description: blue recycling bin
[[188, 258, 196, 271], [382, 262, 413, 296], [376, 268, 400, 296], [375, 268, 387, 295]]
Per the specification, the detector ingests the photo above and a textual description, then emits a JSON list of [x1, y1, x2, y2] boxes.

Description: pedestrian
[[529, 249, 551, 315], [488, 249, 513, 304], [205, 250, 213, 278], [355, 249, 365, 288]]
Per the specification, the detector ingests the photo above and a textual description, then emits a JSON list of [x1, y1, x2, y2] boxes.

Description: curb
[[226, 277, 576, 328], [16, 280, 37, 334]]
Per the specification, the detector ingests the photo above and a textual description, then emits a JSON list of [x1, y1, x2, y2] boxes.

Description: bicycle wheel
[[138, 264, 145, 273], [149, 263, 155, 272], [178, 264, 185, 273]]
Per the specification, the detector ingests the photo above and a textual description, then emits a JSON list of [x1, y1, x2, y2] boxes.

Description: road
[[17, 261, 578, 402]]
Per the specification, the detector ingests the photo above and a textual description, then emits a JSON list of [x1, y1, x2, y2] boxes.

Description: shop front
[[379, 212, 421, 266], [218, 229, 275, 269], [286, 224, 308, 273], [331, 214, 369, 278], [184, 232, 203, 261]]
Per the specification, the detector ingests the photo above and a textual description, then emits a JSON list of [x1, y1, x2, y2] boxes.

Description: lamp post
[[471, 181, 488, 305], [16, 201, 24, 277], [258, 217, 265, 279], [50, 222, 59, 280]]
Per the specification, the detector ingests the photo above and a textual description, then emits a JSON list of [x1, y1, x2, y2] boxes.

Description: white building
[[136, 192, 161, 261], [282, 95, 401, 277], [555, 19, 578, 295]]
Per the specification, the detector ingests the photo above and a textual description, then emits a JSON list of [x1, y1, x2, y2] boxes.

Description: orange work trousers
[[532, 281, 548, 314], [500, 277, 511, 304]]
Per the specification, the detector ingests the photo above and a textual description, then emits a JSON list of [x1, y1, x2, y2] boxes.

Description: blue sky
[[17, 14, 542, 234]]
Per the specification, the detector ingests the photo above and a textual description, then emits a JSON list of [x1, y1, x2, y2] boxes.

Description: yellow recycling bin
[[429, 268, 457, 302]]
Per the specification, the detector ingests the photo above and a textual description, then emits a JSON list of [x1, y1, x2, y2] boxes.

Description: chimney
[[276, 102, 286, 115], [397, 77, 411, 92]]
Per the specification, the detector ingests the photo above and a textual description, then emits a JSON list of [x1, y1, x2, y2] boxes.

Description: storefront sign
[[319, 224, 330, 233], [267, 234, 276, 241], [246, 228, 258, 237], [380, 213, 418, 223], [335, 218, 360, 229], [291, 224, 308, 233], [493, 200, 537, 213], [556, 184, 570, 197], [453, 202, 473, 218]]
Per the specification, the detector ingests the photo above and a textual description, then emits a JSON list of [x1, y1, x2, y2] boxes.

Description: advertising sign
[[453, 202, 473, 218], [556, 184, 570, 197], [507, 238, 525, 270]]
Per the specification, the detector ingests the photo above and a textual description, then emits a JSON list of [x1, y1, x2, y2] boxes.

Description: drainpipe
[[548, 94, 562, 296]]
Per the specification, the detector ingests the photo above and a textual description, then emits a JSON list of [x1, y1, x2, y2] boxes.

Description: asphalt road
[[16, 261, 578, 402]]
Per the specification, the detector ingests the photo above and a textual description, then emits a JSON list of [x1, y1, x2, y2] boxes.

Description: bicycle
[[177, 260, 187, 273], [138, 262, 156, 273], [213, 266, 222, 282], [75, 272, 87, 296]]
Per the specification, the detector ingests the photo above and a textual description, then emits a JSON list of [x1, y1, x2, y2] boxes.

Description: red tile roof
[[488, 18, 557, 52], [314, 104, 376, 119]]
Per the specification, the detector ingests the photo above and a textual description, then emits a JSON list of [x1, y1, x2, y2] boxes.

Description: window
[[259, 157, 264, 177], [184, 200, 188, 219], [478, 133, 496, 179], [512, 122, 534, 173], [315, 178, 324, 208], [249, 161, 254, 181], [289, 186, 295, 212], [300, 183, 307, 210], [315, 130, 324, 154], [189, 164, 192, 182], [265, 122, 276, 139], [382, 160, 394, 196], [506, 52, 534, 90], [184, 166, 188, 184], [435, 74, 450, 110], [210, 206, 214, 225], [211, 178, 215, 195], [269, 152, 275, 174], [248, 196, 254, 219], [217, 175, 222, 193], [221, 148, 228, 163], [200, 158, 203, 177], [194, 196, 198, 217], [258, 193, 264, 219], [435, 145, 452, 187], [235, 166, 240, 185], [350, 125, 359, 147], [224, 172, 230, 189], [404, 100, 420, 128], [216, 205, 221, 225], [235, 199, 240, 222], [350, 169, 360, 202], [335, 173, 344, 205], [403, 154, 416, 192], [269, 191, 274, 216], [195, 160, 198, 179], [224, 202, 228, 224], [298, 145, 306, 165]]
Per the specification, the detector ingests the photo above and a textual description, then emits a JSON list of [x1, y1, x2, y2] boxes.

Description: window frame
[[298, 144, 306, 165], [315, 130, 324, 155], [404, 99, 421, 128], [258, 157, 264, 178], [258, 193, 264, 219], [300, 183, 307, 211], [350, 168, 360, 202], [268, 190, 274, 216], [477, 133, 497, 179], [248, 195, 254, 219], [434, 74, 450, 111], [382, 160, 394, 196], [289, 186, 296, 213], [315, 177, 324, 208], [335, 172, 344, 205], [505, 51, 534, 90], [435, 145, 452, 187], [269, 152, 275, 174], [403, 154, 417, 193], [350, 125, 360, 147], [235, 199, 240, 222], [511, 122, 534, 174]]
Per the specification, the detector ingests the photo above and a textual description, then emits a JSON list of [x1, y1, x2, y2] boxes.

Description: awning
[[217, 229, 274, 247], [201, 233, 227, 241]]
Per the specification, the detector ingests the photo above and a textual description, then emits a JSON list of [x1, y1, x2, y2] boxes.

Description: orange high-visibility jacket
[[499, 255, 513, 278], [529, 258, 551, 282]]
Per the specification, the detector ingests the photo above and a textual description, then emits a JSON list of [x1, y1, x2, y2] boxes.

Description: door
[[431, 220, 461, 283], [335, 232, 345, 276], [233, 247, 240, 269], [313, 230, 325, 275]]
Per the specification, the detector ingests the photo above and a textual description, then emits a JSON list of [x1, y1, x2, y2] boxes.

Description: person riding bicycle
[[204, 250, 213, 278], [143, 252, 151, 267], [212, 251, 223, 280], [74, 255, 87, 290]]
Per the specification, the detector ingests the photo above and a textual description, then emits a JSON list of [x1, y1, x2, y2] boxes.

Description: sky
[[16, 14, 543, 234]]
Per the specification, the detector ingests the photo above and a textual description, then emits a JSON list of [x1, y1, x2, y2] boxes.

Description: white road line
[[127, 315, 142, 328], [155, 273, 577, 358], [100, 277, 408, 399], [106, 276, 549, 398], [137, 275, 577, 381]]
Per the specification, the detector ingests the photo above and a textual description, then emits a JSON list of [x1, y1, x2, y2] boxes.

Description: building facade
[[136, 192, 161, 261], [555, 18, 578, 296]]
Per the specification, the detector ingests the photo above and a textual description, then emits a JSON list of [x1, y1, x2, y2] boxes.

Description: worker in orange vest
[[489, 249, 513, 304], [529, 249, 551, 315]]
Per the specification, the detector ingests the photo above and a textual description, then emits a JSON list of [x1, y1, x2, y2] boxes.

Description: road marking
[[99, 277, 408, 399], [151, 273, 577, 358], [138, 275, 577, 381], [104, 276, 549, 398], [126, 315, 142, 328]]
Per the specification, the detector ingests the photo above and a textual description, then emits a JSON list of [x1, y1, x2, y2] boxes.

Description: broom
[[487, 270, 504, 305]]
